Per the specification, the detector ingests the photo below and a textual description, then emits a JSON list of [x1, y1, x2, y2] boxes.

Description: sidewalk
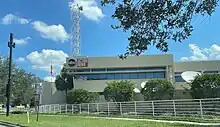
[[0, 122, 23, 127]]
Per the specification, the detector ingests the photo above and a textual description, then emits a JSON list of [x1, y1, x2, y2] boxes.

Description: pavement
[[0, 122, 23, 127]]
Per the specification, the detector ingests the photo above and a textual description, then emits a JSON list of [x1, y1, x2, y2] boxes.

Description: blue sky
[[0, 0, 220, 80]]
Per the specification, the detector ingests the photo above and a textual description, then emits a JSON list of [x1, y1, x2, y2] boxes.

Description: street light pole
[[6, 33, 15, 116]]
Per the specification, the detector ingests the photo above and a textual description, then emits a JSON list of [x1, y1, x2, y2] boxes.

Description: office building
[[40, 54, 220, 104]]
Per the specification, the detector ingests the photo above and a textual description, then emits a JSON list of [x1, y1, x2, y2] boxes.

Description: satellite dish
[[141, 81, 148, 88], [133, 88, 140, 93], [181, 71, 202, 83]]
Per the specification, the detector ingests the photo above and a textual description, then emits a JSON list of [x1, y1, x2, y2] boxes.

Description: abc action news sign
[[68, 58, 88, 67]]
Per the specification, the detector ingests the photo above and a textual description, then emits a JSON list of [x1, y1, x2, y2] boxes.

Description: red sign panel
[[77, 58, 88, 67]]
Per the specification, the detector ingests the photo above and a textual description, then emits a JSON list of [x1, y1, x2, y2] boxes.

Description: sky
[[0, 0, 220, 81]]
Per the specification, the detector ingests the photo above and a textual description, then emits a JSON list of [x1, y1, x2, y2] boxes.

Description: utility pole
[[6, 33, 15, 116]]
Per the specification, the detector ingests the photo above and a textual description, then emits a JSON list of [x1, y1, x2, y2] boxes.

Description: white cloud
[[16, 57, 25, 62], [2, 13, 30, 25], [32, 21, 70, 42], [14, 37, 31, 45], [26, 49, 68, 75], [44, 76, 56, 82], [69, 0, 105, 21], [180, 44, 220, 61]]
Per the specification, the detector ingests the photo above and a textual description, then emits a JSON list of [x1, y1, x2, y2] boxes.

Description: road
[[0, 123, 20, 127]]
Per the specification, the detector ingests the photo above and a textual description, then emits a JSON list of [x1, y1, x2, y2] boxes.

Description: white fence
[[39, 98, 220, 117], [0, 107, 30, 114]]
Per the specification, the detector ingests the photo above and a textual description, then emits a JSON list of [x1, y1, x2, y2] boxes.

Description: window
[[175, 76, 185, 82], [175, 72, 182, 75], [91, 68, 106, 72], [122, 73, 130, 79], [203, 71, 218, 74], [76, 69, 90, 72], [107, 74, 114, 80], [107, 68, 137, 72], [75, 72, 166, 80], [107, 67, 166, 72], [138, 73, 146, 79], [138, 67, 166, 71], [153, 72, 165, 78], [130, 73, 138, 79], [114, 73, 122, 79], [146, 72, 154, 78]]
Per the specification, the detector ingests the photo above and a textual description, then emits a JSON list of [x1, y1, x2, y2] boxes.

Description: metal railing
[[38, 98, 220, 117]]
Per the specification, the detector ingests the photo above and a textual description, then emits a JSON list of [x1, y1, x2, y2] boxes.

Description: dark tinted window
[[203, 71, 218, 74], [175, 76, 185, 82], [76, 69, 90, 72], [91, 68, 106, 72], [154, 72, 165, 78], [107, 68, 137, 71], [75, 72, 166, 80], [175, 72, 182, 75], [107, 74, 114, 80]]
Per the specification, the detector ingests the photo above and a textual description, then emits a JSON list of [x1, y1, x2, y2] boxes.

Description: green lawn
[[0, 114, 201, 127]]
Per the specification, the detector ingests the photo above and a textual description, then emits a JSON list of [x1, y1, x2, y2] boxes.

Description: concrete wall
[[40, 82, 66, 105], [174, 60, 220, 72], [66, 54, 174, 69]]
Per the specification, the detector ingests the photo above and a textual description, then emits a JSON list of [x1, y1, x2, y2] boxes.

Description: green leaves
[[67, 89, 99, 104], [55, 71, 74, 101], [103, 80, 134, 102], [55, 73, 73, 92], [101, 0, 218, 58], [0, 56, 42, 105], [190, 74, 220, 99], [141, 79, 174, 101]]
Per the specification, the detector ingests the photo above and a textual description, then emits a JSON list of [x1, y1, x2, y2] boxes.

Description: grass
[[0, 114, 207, 127], [38, 112, 220, 123]]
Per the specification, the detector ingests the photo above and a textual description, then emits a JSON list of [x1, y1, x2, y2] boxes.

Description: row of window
[[175, 71, 219, 75], [75, 72, 166, 80], [175, 73, 220, 82], [74, 67, 166, 73]]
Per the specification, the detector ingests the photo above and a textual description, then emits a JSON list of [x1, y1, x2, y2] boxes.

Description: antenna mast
[[70, 2, 83, 56]]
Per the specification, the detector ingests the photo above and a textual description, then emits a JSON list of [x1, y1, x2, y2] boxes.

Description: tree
[[0, 56, 42, 105], [103, 80, 134, 102], [0, 57, 16, 103], [67, 89, 99, 104], [55, 69, 73, 102], [11, 68, 41, 106], [141, 79, 174, 100], [190, 74, 220, 99], [101, 0, 218, 58]]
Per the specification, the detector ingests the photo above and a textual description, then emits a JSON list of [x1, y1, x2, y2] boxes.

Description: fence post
[[107, 102, 110, 116], [119, 102, 122, 115], [65, 104, 67, 114], [49, 105, 52, 114], [96, 103, 99, 114], [151, 101, 154, 117], [88, 104, 90, 115], [54, 105, 56, 114], [199, 100, 203, 118], [173, 100, 176, 117], [134, 101, 137, 116], [72, 105, 74, 114], [59, 105, 61, 114], [79, 104, 81, 114]]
